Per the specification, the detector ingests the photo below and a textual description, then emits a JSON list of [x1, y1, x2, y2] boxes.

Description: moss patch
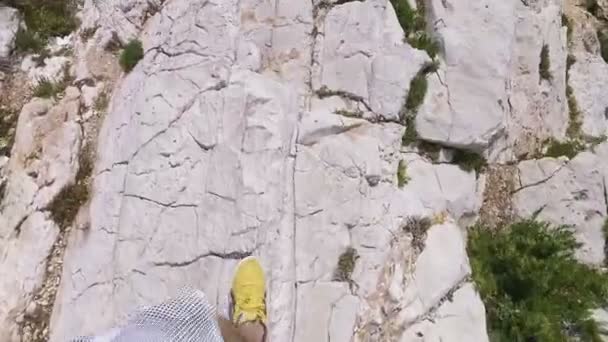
[[333, 247, 359, 282], [469, 220, 608, 342], [544, 138, 584, 159], [119, 40, 144, 73], [48, 149, 93, 230]]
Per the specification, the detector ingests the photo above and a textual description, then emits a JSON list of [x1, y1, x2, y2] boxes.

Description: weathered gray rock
[[0, 89, 82, 340], [46, 1, 489, 341], [569, 53, 608, 138], [513, 142, 608, 265], [402, 154, 483, 225], [80, 0, 164, 46], [355, 222, 487, 341], [312, 0, 430, 121], [21, 55, 70, 86], [417, 0, 568, 160], [0, 6, 20, 58], [0, 212, 60, 342], [400, 283, 489, 342], [416, 0, 515, 151]]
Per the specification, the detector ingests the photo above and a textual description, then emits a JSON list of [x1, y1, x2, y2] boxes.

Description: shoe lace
[[236, 283, 266, 323]]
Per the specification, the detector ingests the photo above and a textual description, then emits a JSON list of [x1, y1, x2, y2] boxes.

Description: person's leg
[[237, 322, 265, 342], [217, 316, 246, 342]]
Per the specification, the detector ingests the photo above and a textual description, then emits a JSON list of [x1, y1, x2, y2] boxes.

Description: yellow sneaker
[[231, 256, 267, 325]]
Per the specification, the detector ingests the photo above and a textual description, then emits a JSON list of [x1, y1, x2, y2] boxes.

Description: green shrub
[[397, 160, 410, 187], [469, 220, 608, 342], [452, 149, 487, 173], [539, 44, 552, 81], [597, 30, 608, 64], [406, 71, 428, 112], [14, 28, 45, 53], [544, 138, 584, 159], [119, 40, 144, 72], [566, 85, 583, 138], [10, 0, 77, 38]]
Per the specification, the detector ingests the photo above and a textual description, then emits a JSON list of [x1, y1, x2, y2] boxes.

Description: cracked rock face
[[513, 142, 608, 266], [4, 0, 608, 341], [0, 89, 82, 341], [46, 0, 487, 341], [417, 0, 568, 159]]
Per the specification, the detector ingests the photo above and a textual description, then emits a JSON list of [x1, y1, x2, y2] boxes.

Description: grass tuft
[[333, 247, 359, 282], [119, 40, 144, 73], [539, 44, 552, 81], [468, 220, 608, 342], [32, 78, 57, 98]]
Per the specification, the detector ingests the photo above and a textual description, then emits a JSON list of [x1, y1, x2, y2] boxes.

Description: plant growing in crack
[[539, 44, 552, 82], [403, 216, 432, 252], [603, 217, 608, 266], [468, 220, 608, 341], [452, 149, 487, 173], [48, 146, 94, 230], [120, 39, 144, 73], [543, 138, 584, 159], [333, 247, 359, 283], [94, 91, 110, 113], [390, 0, 440, 59], [397, 159, 410, 187]]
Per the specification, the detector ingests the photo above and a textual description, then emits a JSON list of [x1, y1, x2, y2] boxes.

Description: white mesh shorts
[[70, 287, 223, 342]]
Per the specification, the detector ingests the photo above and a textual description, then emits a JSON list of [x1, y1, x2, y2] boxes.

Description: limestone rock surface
[[0, 7, 19, 58], [513, 142, 608, 265]]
